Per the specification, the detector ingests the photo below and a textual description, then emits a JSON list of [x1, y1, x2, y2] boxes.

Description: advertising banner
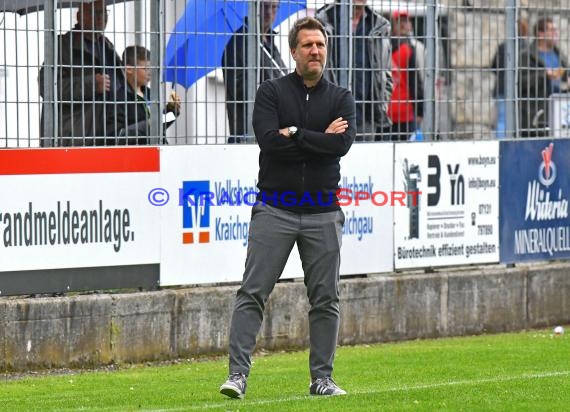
[[549, 94, 570, 138], [338, 143, 394, 274], [500, 139, 570, 263], [159, 145, 262, 285], [0, 148, 161, 272], [393, 141, 500, 269], [159, 144, 393, 286]]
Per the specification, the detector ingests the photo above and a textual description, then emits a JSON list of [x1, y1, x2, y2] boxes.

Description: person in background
[[219, 16, 355, 399], [397, 9, 426, 84], [222, 0, 287, 143], [519, 16, 569, 137], [491, 12, 529, 138], [316, 0, 392, 141], [116, 45, 180, 144], [39, 0, 125, 146], [388, 10, 424, 141]]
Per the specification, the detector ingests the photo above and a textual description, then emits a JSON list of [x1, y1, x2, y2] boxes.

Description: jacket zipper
[[301, 87, 311, 194]]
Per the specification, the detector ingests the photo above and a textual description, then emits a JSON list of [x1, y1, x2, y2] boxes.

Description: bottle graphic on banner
[[403, 159, 422, 239]]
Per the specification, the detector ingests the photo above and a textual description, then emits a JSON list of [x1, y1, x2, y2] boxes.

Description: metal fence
[[1, 0, 570, 147]]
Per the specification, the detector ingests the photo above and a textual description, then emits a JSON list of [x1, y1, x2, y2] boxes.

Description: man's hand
[[95, 73, 111, 94], [546, 67, 565, 80], [325, 117, 348, 134], [166, 91, 181, 115], [279, 127, 292, 137]]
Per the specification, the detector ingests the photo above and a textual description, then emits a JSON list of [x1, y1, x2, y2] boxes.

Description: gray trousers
[[229, 203, 344, 379]]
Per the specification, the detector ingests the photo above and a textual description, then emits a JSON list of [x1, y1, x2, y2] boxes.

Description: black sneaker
[[220, 372, 247, 399], [309, 377, 347, 396]]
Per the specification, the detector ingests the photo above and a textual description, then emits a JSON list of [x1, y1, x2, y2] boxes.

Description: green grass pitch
[[1, 328, 569, 411]]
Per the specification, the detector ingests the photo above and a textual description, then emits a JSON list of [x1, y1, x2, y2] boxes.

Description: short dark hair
[[534, 17, 554, 36], [122, 45, 150, 66], [288, 16, 327, 49]]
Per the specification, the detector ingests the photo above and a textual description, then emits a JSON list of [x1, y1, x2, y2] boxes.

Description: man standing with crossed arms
[[220, 16, 356, 399]]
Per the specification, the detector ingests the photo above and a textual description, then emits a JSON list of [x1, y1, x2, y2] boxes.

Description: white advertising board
[[159, 145, 268, 285], [159, 143, 394, 286], [549, 93, 570, 138], [393, 141, 500, 269], [338, 143, 394, 274], [0, 148, 161, 271]]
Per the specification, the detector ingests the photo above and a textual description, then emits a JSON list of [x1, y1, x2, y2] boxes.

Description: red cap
[[392, 10, 410, 20]]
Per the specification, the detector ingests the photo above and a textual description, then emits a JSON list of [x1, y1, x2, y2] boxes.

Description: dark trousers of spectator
[[227, 135, 255, 144], [228, 204, 344, 379], [389, 121, 417, 142], [374, 126, 393, 142]]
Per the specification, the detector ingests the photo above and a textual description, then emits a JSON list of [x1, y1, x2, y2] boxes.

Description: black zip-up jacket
[[252, 71, 356, 213], [114, 84, 178, 145]]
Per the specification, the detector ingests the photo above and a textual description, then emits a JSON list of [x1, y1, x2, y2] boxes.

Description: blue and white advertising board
[[500, 139, 570, 263], [159, 145, 260, 285], [159, 144, 393, 286]]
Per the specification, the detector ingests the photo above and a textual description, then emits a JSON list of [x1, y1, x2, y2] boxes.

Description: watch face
[[289, 127, 297, 136]]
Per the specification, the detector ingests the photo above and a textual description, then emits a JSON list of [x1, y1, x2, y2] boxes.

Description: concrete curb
[[2, 263, 569, 371]]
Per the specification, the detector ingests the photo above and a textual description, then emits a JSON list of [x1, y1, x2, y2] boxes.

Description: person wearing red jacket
[[388, 11, 424, 141]]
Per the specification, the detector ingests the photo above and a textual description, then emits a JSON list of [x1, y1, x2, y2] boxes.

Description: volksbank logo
[[178, 180, 250, 247], [181, 180, 210, 244]]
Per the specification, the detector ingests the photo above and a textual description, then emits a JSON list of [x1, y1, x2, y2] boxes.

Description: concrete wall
[[1, 262, 570, 371]]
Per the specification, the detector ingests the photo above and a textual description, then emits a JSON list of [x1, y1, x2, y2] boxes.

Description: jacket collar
[[291, 70, 326, 91]]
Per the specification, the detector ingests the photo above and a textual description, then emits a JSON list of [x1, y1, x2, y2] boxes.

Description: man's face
[[540, 22, 559, 49], [353, 0, 367, 12], [260, 1, 279, 33], [393, 17, 411, 36], [291, 29, 327, 80], [80, 0, 108, 33]]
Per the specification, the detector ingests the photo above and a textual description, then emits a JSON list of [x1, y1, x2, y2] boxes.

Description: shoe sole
[[310, 392, 347, 396], [220, 385, 244, 399], [310, 388, 347, 396]]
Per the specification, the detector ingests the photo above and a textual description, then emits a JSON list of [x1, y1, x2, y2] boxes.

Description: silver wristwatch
[[288, 126, 298, 137]]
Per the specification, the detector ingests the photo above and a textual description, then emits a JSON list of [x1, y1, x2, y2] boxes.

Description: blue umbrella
[[163, 0, 306, 89]]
